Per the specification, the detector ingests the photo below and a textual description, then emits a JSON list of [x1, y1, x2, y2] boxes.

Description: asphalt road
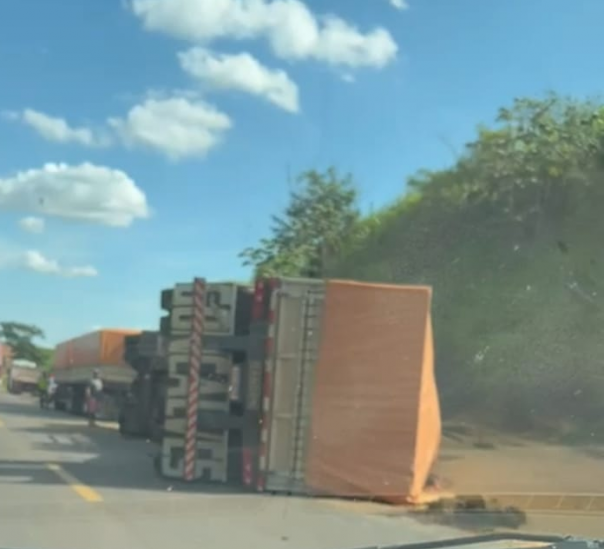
[[0, 392, 601, 549]]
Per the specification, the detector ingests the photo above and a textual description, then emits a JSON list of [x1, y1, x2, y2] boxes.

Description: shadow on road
[[0, 421, 251, 496], [19, 420, 149, 454], [0, 456, 247, 496], [0, 397, 54, 419], [0, 394, 249, 497]]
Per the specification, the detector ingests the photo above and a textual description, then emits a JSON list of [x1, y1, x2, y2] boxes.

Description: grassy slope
[[329, 187, 603, 440]]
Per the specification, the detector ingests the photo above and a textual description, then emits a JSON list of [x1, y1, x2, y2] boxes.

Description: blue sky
[[0, 0, 602, 346]]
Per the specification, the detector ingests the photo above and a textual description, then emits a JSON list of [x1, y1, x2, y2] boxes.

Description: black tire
[[153, 453, 161, 475]]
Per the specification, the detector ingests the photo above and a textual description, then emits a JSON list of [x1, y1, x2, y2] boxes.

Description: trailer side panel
[[305, 281, 439, 503]]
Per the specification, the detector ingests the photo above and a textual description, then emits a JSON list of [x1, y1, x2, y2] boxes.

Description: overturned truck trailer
[[159, 277, 441, 504]]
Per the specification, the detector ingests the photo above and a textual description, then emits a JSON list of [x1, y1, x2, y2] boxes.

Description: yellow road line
[[46, 463, 103, 503], [0, 418, 4, 428]]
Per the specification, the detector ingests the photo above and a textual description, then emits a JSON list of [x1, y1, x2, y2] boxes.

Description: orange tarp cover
[[54, 329, 140, 370], [306, 281, 440, 503]]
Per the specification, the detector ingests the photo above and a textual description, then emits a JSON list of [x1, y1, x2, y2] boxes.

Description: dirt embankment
[[436, 422, 603, 496]]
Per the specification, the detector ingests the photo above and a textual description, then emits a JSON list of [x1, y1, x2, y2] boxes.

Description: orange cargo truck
[[158, 277, 440, 504], [52, 329, 140, 417], [250, 278, 440, 503]]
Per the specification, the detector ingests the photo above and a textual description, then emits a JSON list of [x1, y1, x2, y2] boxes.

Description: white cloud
[[19, 216, 45, 234], [0, 163, 149, 227], [178, 48, 299, 112], [11, 109, 107, 147], [389, 0, 409, 10], [131, 0, 398, 69], [0, 242, 97, 278], [108, 96, 232, 159], [5, 97, 231, 161], [22, 250, 98, 278]]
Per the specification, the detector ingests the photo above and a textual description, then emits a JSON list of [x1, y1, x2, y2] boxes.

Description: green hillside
[[328, 97, 603, 439]]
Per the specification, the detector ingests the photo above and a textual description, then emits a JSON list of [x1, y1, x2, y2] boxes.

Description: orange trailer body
[[54, 329, 140, 371]]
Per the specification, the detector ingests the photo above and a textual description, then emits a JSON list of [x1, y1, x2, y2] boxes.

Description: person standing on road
[[38, 372, 49, 408], [47, 374, 57, 406], [85, 369, 103, 426]]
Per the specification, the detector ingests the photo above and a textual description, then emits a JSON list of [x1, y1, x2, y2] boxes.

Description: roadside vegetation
[[242, 95, 604, 441], [0, 321, 53, 370]]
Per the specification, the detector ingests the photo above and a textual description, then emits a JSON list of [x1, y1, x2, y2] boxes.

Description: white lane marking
[[0, 475, 34, 483], [71, 434, 94, 445], [51, 434, 74, 445], [27, 433, 54, 444], [0, 463, 46, 470], [26, 433, 93, 446]]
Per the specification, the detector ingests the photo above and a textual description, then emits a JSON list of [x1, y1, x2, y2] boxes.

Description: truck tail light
[[252, 280, 265, 321], [242, 447, 254, 486], [255, 277, 280, 492]]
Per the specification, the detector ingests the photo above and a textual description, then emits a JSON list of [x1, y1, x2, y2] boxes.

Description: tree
[[38, 347, 54, 371], [0, 322, 47, 365], [403, 95, 603, 221], [456, 95, 603, 221], [240, 168, 360, 278]]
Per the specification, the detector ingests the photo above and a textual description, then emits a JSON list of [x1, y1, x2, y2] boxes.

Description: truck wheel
[[71, 386, 86, 415], [153, 453, 161, 475]]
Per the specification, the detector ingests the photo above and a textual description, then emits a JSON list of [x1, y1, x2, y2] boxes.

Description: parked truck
[[52, 329, 141, 419], [0, 343, 11, 387], [6, 359, 40, 394], [156, 276, 441, 504]]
